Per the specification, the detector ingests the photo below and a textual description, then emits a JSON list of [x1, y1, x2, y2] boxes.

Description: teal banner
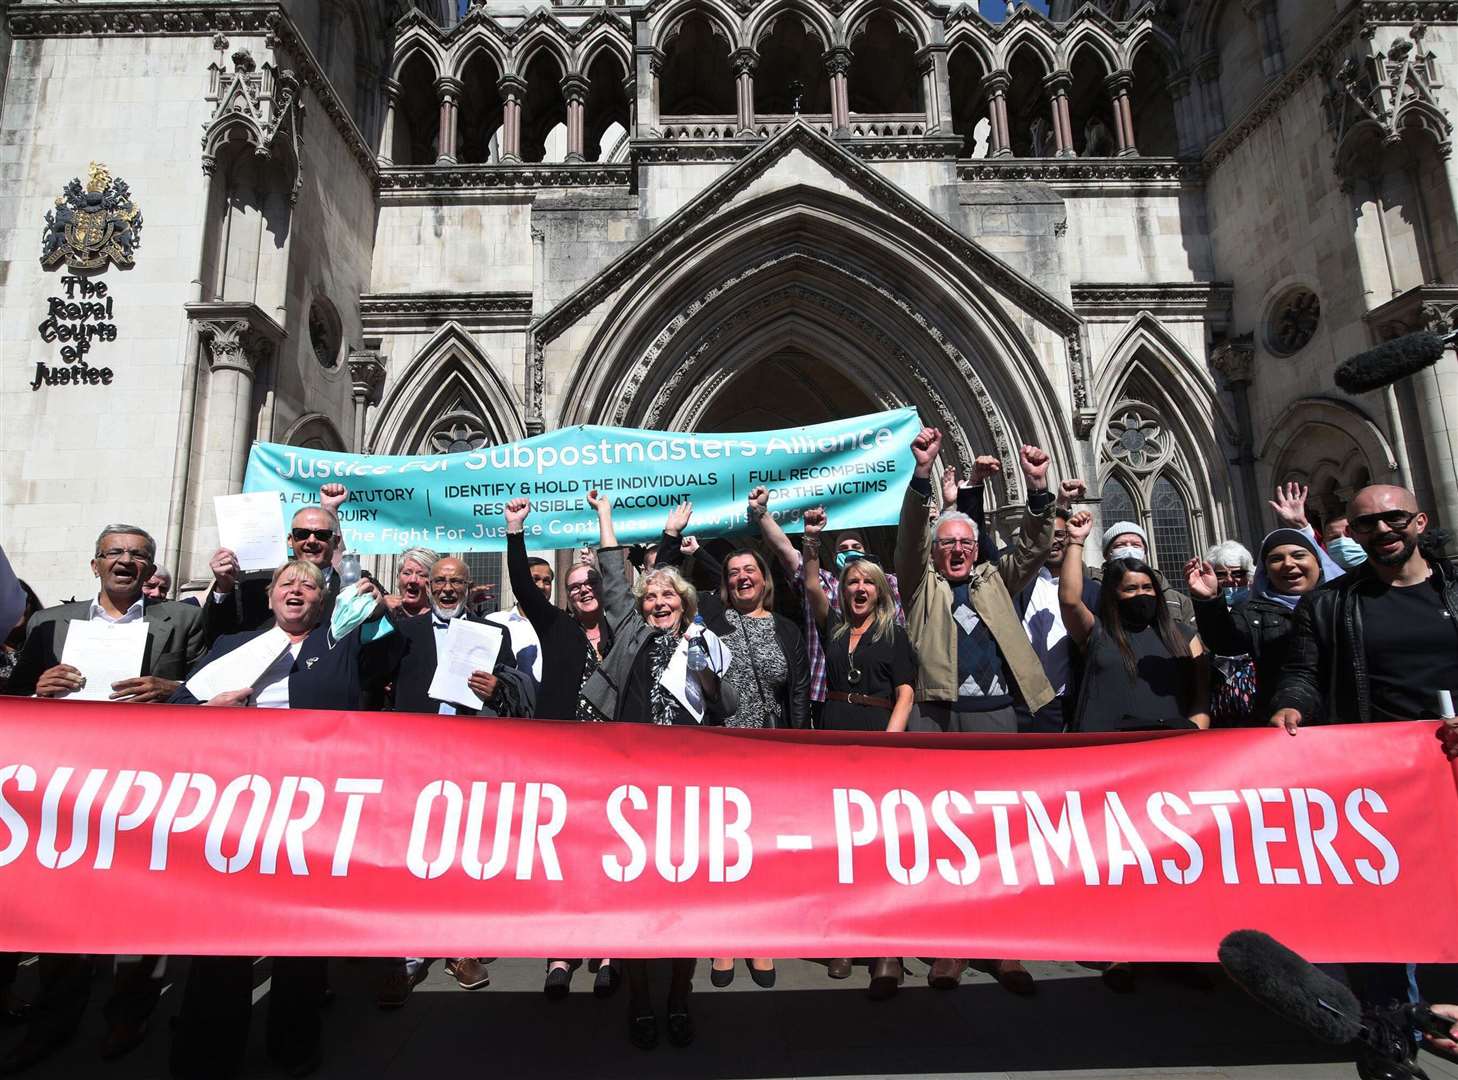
[[242, 408, 919, 553]]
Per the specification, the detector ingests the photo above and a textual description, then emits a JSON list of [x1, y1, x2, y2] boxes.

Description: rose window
[[431, 420, 487, 454], [1105, 409, 1167, 471]]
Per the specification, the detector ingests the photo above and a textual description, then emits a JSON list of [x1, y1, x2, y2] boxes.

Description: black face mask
[[1117, 594, 1158, 629]]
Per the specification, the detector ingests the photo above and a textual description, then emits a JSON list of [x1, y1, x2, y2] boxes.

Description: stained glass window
[[1100, 473, 1138, 531], [1151, 474, 1194, 591]]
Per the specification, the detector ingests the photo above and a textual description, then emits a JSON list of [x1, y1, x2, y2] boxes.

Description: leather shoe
[[628, 1014, 658, 1051], [377, 964, 426, 1009], [989, 959, 1036, 996], [593, 963, 620, 998], [445, 958, 490, 990], [666, 1010, 695, 1048], [826, 958, 853, 980], [868, 957, 903, 1001], [1100, 962, 1136, 994], [544, 964, 572, 1000], [927, 957, 965, 990]]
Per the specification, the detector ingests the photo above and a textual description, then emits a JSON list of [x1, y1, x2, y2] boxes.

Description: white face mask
[[1107, 544, 1145, 563]]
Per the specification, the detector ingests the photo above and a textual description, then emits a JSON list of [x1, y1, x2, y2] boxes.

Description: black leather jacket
[[1192, 593, 1304, 723], [1268, 556, 1458, 725]]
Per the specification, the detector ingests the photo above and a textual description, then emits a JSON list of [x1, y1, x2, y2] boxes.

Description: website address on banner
[[0, 767, 1398, 890]]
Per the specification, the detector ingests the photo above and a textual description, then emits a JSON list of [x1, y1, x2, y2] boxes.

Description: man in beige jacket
[[893, 426, 1084, 996]]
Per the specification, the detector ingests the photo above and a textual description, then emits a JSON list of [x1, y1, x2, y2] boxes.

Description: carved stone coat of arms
[[40, 162, 144, 271]]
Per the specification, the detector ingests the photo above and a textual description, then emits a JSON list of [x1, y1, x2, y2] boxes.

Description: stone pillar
[[348, 351, 387, 454], [915, 44, 949, 134], [434, 76, 461, 164], [1414, 308, 1458, 531], [378, 76, 400, 165], [634, 32, 661, 135], [561, 73, 589, 162], [188, 307, 281, 496], [731, 48, 757, 135], [983, 70, 1011, 156], [1105, 71, 1137, 156], [1167, 71, 1200, 157], [1209, 339, 1264, 538], [498, 74, 525, 163], [1194, 52, 1225, 144], [1242, 0, 1286, 80], [825, 47, 851, 135], [1044, 70, 1075, 157]]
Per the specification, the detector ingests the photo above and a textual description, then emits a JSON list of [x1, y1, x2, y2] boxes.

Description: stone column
[[633, 30, 661, 136], [193, 317, 277, 494], [1194, 52, 1225, 144], [731, 48, 757, 135], [434, 76, 461, 164], [1167, 71, 1200, 157], [1044, 70, 1075, 157], [1209, 339, 1264, 537], [1414, 307, 1458, 530], [378, 76, 400, 165], [498, 74, 526, 162], [824, 46, 852, 135], [983, 70, 1011, 156], [915, 44, 949, 134], [1242, 0, 1286, 80], [561, 73, 589, 162], [1104, 71, 1137, 156], [348, 352, 387, 454]]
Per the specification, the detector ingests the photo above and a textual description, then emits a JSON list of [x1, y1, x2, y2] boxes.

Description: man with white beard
[[371, 556, 534, 1005]]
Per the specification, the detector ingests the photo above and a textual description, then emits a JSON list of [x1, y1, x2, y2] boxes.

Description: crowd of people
[[1, 423, 1457, 1075]]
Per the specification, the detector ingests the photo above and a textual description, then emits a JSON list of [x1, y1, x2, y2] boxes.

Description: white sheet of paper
[[658, 627, 732, 723], [185, 626, 293, 702], [428, 620, 504, 709], [214, 492, 287, 572], [59, 619, 147, 701]]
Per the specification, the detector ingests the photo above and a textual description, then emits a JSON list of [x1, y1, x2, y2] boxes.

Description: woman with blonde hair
[[801, 505, 918, 998]]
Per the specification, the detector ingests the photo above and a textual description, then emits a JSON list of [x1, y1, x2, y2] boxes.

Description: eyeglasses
[[1214, 568, 1249, 584], [96, 547, 151, 562], [1350, 510, 1418, 534], [567, 582, 597, 594], [291, 527, 337, 543], [933, 538, 976, 551], [430, 577, 470, 588]]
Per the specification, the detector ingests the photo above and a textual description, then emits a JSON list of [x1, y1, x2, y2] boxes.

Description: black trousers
[[22, 955, 163, 1045], [171, 956, 327, 1080]]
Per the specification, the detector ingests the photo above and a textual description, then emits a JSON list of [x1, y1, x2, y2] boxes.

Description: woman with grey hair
[[389, 546, 440, 619], [1198, 541, 1257, 727]]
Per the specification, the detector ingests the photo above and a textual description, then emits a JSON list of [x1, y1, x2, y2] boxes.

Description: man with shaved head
[[1271, 484, 1458, 731]]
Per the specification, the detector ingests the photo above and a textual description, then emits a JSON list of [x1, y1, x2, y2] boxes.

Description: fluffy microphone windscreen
[[1335, 332, 1446, 394], [1218, 930, 1363, 1045]]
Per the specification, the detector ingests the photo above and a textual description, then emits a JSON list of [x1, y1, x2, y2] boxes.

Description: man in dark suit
[[2, 524, 206, 1073], [373, 556, 530, 1006], [202, 484, 351, 643]]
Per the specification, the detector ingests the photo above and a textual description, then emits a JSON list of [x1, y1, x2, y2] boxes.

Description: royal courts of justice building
[[3, 0, 1458, 603]]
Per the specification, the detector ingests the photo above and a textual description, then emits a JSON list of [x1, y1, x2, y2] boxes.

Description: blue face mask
[[1327, 536, 1368, 569], [1223, 586, 1250, 608], [835, 550, 867, 572]]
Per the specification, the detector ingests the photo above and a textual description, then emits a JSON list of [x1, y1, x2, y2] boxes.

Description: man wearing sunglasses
[[203, 484, 353, 642], [1271, 484, 1458, 731]]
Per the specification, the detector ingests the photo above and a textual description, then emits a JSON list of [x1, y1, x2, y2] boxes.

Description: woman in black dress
[[800, 506, 917, 998]]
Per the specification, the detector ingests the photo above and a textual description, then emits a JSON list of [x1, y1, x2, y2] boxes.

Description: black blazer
[[169, 620, 388, 710], [203, 571, 341, 645], [375, 611, 525, 717], [6, 598, 207, 697]]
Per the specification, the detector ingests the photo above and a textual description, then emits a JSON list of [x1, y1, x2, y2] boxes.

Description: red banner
[[1, 699, 1456, 962]]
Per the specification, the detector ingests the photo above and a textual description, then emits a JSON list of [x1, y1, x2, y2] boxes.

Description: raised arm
[[588, 488, 618, 549], [799, 506, 831, 630], [504, 498, 562, 632], [1186, 557, 1256, 657], [994, 446, 1062, 598], [953, 456, 1002, 565], [1058, 510, 1097, 646], [748, 486, 800, 578], [893, 426, 941, 601]]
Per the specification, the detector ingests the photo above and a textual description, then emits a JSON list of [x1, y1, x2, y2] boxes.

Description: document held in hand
[[58, 619, 147, 700], [184, 626, 293, 702], [214, 492, 288, 572], [428, 619, 504, 709]]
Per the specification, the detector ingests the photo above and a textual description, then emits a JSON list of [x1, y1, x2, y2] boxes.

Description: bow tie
[[432, 618, 452, 630]]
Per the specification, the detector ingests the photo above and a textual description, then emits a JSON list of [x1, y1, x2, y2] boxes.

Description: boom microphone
[[1335, 331, 1449, 395], [1218, 929, 1364, 1044]]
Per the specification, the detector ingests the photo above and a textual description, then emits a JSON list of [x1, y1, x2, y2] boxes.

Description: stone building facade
[[2, 0, 1456, 604]]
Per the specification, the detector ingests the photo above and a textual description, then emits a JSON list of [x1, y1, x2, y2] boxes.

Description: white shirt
[[253, 641, 304, 709], [430, 616, 457, 716], [89, 595, 144, 624], [485, 607, 541, 683], [1021, 566, 1071, 697]]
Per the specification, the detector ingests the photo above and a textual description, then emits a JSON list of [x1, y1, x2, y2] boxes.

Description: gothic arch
[[842, 0, 929, 51], [281, 413, 348, 452], [993, 22, 1056, 72], [510, 29, 572, 82], [371, 323, 527, 455], [450, 31, 510, 82], [551, 186, 1079, 501], [745, 2, 837, 52], [1122, 22, 1181, 72], [651, 0, 743, 54], [1059, 25, 1120, 73], [389, 29, 445, 83], [944, 28, 995, 74], [576, 27, 634, 80], [1258, 397, 1400, 516]]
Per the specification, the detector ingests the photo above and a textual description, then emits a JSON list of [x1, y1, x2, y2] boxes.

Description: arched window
[[1100, 473, 1138, 527], [1150, 474, 1194, 588]]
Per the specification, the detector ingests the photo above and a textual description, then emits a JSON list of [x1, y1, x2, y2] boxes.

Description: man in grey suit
[[6, 523, 205, 700], [1, 523, 205, 1073]]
